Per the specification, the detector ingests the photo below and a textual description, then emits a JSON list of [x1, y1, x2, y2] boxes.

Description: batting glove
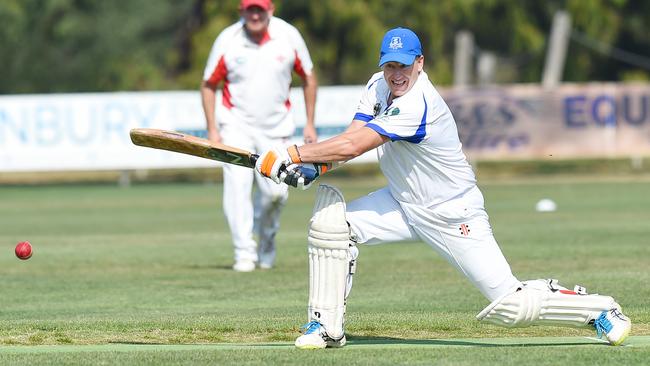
[[281, 164, 318, 190], [282, 163, 334, 190], [255, 145, 302, 184]]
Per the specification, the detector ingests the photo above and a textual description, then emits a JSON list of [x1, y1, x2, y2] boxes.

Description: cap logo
[[388, 37, 403, 50]]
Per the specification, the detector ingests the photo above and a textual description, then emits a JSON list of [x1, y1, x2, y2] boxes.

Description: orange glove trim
[[260, 151, 278, 176], [287, 145, 302, 164]]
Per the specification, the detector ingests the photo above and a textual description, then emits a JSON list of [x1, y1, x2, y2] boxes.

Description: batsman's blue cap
[[378, 27, 422, 67]]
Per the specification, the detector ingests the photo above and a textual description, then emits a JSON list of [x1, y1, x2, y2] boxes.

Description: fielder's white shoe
[[258, 251, 275, 270], [258, 261, 273, 270], [593, 308, 631, 345], [232, 260, 255, 272], [295, 321, 346, 349]]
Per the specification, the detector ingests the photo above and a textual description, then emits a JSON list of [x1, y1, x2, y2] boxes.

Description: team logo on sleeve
[[373, 103, 381, 117], [389, 37, 403, 50]]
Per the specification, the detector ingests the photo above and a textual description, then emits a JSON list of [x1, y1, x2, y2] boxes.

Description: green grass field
[[1, 176, 649, 365]]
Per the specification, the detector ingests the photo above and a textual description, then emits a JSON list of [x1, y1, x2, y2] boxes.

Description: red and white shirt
[[203, 16, 313, 137]]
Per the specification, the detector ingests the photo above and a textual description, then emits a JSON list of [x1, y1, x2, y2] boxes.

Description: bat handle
[[250, 154, 259, 166], [249, 154, 288, 175]]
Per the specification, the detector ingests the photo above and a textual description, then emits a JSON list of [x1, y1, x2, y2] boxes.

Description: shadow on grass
[[347, 336, 606, 348], [108, 341, 167, 345], [107, 341, 293, 348], [107, 337, 607, 349], [184, 264, 233, 270]]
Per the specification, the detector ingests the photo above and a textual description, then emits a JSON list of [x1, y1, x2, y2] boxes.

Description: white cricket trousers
[[220, 123, 290, 264], [346, 185, 520, 302]]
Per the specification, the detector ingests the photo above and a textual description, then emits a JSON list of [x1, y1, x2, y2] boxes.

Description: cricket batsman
[[255, 27, 632, 349]]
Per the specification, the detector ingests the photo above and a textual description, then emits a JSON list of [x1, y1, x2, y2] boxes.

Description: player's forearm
[[297, 127, 385, 163], [303, 73, 317, 127], [200, 82, 218, 132], [297, 135, 359, 162]]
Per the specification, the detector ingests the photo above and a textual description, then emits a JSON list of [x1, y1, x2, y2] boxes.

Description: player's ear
[[416, 56, 424, 72]]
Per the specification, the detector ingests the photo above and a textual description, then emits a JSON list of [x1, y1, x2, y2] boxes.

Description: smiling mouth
[[392, 80, 407, 87]]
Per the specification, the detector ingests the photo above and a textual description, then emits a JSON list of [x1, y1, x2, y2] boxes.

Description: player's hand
[[303, 124, 317, 144], [255, 145, 302, 184], [281, 163, 320, 190], [207, 128, 222, 143]]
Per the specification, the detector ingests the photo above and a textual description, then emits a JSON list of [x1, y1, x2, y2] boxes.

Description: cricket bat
[[129, 128, 259, 168]]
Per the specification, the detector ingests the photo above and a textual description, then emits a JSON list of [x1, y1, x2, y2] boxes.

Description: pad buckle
[[573, 285, 588, 295]]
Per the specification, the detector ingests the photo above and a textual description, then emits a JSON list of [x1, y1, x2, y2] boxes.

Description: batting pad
[[307, 184, 354, 340], [476, 279, 619, 328]]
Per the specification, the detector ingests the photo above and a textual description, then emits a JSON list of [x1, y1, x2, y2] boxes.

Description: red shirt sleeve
[[293, 50, 307, 80], [206, 55, 228, 87]]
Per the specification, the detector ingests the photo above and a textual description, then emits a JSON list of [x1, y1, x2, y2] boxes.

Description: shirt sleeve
[[202, 27, 231, 82], [366, 93, 428, 143], [288, 25, 313, 77], [353, 76, 382, 122]]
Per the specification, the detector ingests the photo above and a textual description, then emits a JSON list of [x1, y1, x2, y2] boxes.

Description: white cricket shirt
[[354, 71, 477, 206], [203, 17, 313, 137]]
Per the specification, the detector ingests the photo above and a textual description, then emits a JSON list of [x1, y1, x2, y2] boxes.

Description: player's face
[[242, 6, 272, 35], [382, 56, 424, 97]]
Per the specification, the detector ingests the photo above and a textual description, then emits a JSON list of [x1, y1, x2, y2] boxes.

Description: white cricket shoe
[[295, 321, 346, 349], [232, 260, 255, 272], [593, 308, 631, 345]]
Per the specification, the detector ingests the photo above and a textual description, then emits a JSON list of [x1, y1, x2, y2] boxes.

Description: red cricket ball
[[15, 241, 33, 260]]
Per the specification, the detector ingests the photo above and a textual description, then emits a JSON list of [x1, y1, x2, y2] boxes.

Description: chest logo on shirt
[[459, 224, 471, 236], [389, 37, 403, 50], [384, 107, 400, 116]]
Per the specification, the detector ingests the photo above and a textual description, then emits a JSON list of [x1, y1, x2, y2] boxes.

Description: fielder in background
[[201, 0, 317, 272], [255, 27, 631, 348]]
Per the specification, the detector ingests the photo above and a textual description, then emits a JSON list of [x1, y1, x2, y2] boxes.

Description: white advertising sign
[[2, 82, 649, 173], [0, 88, 366, 172]]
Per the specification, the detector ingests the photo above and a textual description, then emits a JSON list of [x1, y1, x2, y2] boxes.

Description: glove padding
[[281, 163, 321, 190], [255, 148, 291, 184]]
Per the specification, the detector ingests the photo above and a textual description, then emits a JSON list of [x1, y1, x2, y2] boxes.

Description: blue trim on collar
[[367, 77, 381, 90]]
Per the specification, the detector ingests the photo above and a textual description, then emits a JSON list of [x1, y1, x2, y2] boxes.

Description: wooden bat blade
[[130, 128, 258, 168]]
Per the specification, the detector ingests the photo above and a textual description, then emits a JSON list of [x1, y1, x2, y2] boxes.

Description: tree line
[[1, 0, 648, 94]]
